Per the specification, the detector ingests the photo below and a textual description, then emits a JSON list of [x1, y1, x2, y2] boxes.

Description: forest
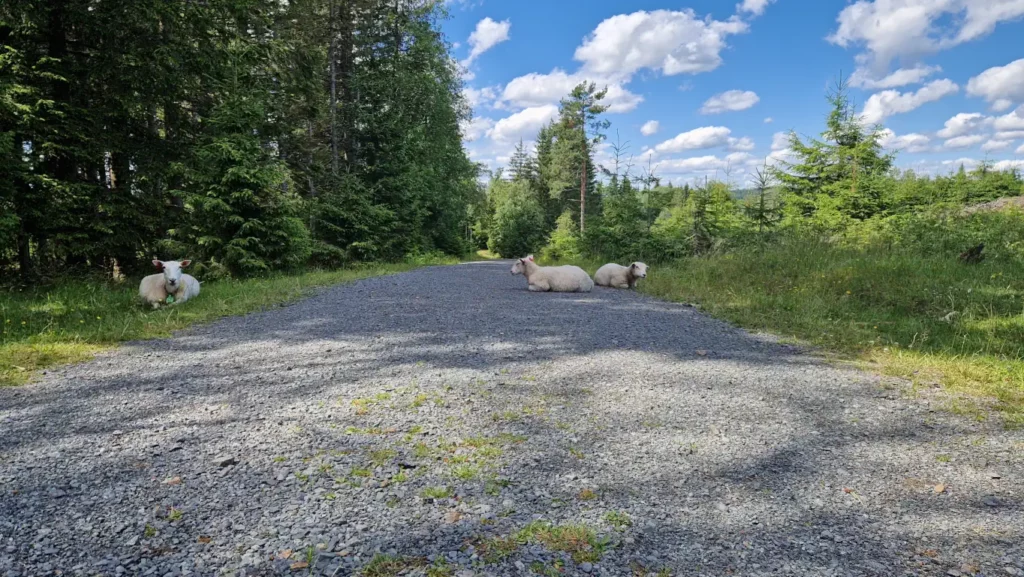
[[1, 0, 478, 281]]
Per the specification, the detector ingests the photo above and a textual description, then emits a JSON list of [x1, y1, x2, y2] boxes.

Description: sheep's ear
[[526, 255, 534, 261], [152, 260, 164, 271], [180, 260, 191, 268]]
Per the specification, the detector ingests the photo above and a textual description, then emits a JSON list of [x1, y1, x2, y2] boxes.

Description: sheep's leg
[[528, 280, 550, 292]]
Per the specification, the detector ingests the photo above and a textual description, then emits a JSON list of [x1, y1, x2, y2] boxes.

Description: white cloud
[[936, 112, 992, 138], [726, 151, 753, 164], [981, 139, 1013, 152], [1017, 143, 1024, 154], [943, 134, 986, 149], [860, 79, 959, 124], [653, 126, 732, 154], [656, 155, 730, 174], [640, 121, 660, 136], [878, 128, 932, 152], [849, 64, 942, 89], [993, 159, 1024, 171], [463, 18, 511, 66], [462, 86, 498, 110], [461, 117, 495, 142], [728, 136, 755, 151], [764, 117, 774, 123], [700, 90, 760, 114], [573, 9, 748, 80], [737, 0, 776, 17], [497, 69, 643, 113], [770, 131, 791, 152], [967, 59, 1024, 111], [996, 130, 1024, 140], [487, 105, 559, 143], [829, 0, 1024, 73], [993, 108, 1024, 131]]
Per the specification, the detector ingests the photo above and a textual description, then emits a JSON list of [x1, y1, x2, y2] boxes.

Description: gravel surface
[[1, 260, 1022, 577]]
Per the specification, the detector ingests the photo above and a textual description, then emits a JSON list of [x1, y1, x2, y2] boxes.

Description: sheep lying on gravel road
[[139, 260, 201, 308], [594, 261, 648, 289], [511, 255, 594, 292]]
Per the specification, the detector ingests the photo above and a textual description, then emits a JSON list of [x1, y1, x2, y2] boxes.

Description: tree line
[[473, 78, 1024, 264], [1, 0, 479, 281]]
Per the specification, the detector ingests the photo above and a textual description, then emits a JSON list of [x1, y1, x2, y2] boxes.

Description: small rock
[[213, 456, 237, 468], [983, 496, 1002, 508], [580, 562, 594, 573], [947, 570, 962, 577]]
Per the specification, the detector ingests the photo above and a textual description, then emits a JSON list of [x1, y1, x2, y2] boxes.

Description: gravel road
[[1, 260, 1021, 577]]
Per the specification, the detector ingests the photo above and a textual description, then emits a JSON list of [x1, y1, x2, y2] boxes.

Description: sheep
[[139, 260, 201, 308], [510, 255, 594, 293], [594, 262, 648, 289]]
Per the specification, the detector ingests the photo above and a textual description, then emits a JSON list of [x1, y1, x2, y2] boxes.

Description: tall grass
[[639, 240, 1024, 425], [1, 258, 459, 385]]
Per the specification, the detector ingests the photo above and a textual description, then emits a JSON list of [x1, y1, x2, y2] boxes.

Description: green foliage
[[0, 0, 475, 280], [487, 179, 547, 258], [541, 211, 582, 261]]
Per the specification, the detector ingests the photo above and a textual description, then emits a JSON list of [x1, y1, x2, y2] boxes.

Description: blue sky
[[442, 0, 1024, 185]]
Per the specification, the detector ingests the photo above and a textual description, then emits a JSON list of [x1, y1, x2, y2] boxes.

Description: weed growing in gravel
[[359, 553, 424, 577], [484, 476, 510, 496], [578, 489, 597, 501], [413, 443, 433, 459], [351, 467, 372, 478], [604, 511, 632, 530], [411, 394, 429, 408], [936, 454, 952, 463], [530, 560, 566, 576], [569, 448, 584, 459], [514, 521, 608, 563], [167, 508, 183, 521], [492, 410, 521, 423], [393, 472, 409, 483], [144, 524, 157, 538], [451, 464, 480, 480], [294, 472, 310, 483], [474, 535, 520, 563], [273, 456, 287, 463], [426, 557, 454, 577], [369, 449, 397, 466], [421, 486, 453, 499]]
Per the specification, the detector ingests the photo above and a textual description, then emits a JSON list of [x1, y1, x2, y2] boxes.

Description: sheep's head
[[153, 259, 191, 292], [510, 255, 534, 275], [630, 262, 648, 279]]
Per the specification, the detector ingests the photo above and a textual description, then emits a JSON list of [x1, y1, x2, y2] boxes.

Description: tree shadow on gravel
[[2, 261, 1021, 575]]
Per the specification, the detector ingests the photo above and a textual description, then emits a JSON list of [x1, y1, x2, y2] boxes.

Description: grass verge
[[1, 258, 458, 386], [542, 240, 1024, 426]]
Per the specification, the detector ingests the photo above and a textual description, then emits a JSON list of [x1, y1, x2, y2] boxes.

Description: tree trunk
[[329, 0, 338, 174], [579, 154, 586, 233]]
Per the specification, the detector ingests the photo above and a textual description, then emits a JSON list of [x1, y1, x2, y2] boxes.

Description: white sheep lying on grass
[[510, 255, 594, 293], [594, 262, 648, 289], [139, 260, 201, 308]]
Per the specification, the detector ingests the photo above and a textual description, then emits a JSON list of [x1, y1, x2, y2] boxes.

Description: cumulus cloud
[[573, 9, 748, 80], [487, 105, 559, 143], [463, 18, 511, 66], [737, 0, 776, 17], [993, 107, 1024, 131], [497, 69, 643, 113], [656, 155, 731, 174], [728, 136, 756, 151], [993, 159, 1024, 171], [943, 134, 986, 149], [981, 139, 1013, 152], [936, 112, 992, 138], [764, 117, 774, 124], [967, 58, 1024, 111], [878, 128, 932, 153], [640, 121, 660, 136], [700, 90, 760, 114], [653, 126, 733, 154], [849, 64, 942, 90], [1017, 143, 1024, 154], [998, 130, 1024, 140], [828, 0, 1024, 73], [461, 117, 496, 142], [462, 86, 498, 110], [860, 79, 959, 124]]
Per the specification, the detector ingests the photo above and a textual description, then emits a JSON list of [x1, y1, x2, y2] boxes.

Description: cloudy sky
[[444, 0, 1024, 185]]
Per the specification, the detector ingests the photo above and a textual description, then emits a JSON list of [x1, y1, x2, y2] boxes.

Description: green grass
[[0, 260, 458, 386], [420, 486, 453, 500], [632, 240, 1024, 426], [513, 521, 608, 563]]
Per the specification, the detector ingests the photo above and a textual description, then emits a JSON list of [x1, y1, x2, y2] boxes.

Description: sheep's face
[[153, 259, 192, 292], [630, 262, 648, 279], [510, 255, 534, 276]]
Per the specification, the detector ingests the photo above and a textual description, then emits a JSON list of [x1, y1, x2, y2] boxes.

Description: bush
[[487, 181, 547, 258], [541, 211, 582, 261]]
